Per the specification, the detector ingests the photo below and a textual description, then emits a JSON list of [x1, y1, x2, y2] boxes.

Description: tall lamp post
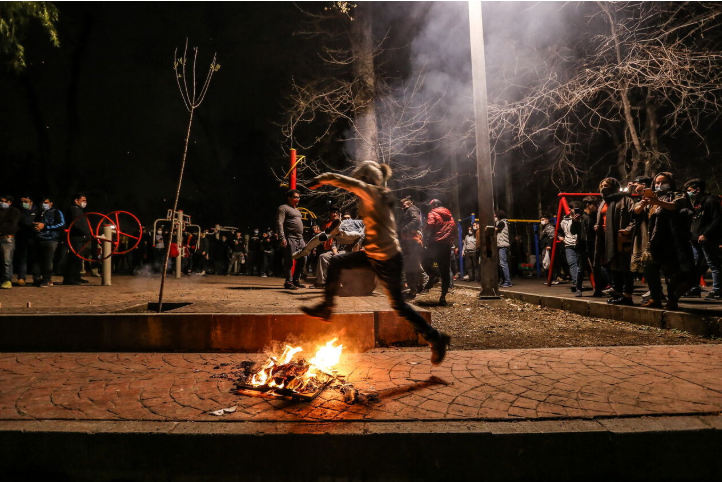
[[469, 1, 500, 298]]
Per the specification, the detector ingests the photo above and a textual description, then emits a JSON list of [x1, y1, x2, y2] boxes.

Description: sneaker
[[603, 287, 615, 295], [462, 275, 469, 281], [301, 303, 333, 322], [575, 291, 583, 297], [261, 273, 267, 278], [324, 219, 341, 236], [681, 287, 702, 298], [500, 283, 513, 288], [284, 281, 299, 290], [706, 291, 722, 300], [0, 281, 11, 289], [438, 297, 447, 306], [293, 280, 306, 289], [430, 333, 451, 365], [608, 296, 634, 306], [551, 280, 560, 285], [39, 282, 51, 288], [16, 279, 26, 286]]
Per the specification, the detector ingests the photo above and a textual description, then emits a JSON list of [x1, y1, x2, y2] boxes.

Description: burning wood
[[234, 339, 343, 400]]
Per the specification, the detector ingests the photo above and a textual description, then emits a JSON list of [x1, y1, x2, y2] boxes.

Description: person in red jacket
[[425, 199, 457, 306]]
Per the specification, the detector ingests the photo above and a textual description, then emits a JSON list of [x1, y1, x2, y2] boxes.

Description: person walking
[[301, 161, 451, 365], [425, 199, 457, 305]]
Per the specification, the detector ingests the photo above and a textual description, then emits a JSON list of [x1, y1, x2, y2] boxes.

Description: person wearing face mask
[[594, 178, 637, 305], [33, 197, 65, 287], [538, 214, 558, 284], [0, 195, 22, 289], [634, 172, 695, 310], [63, 193, 91, 286], [683, 178, 722, 300], [462, 225, 478, 282], [14, 195, 38, 286]]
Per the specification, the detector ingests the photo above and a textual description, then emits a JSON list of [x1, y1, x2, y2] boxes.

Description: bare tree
[[278, 2, 459, 209], [157, 39, 219, 312], [485, 2, 722, 184]]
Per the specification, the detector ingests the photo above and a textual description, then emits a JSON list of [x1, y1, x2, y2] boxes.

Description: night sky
[[1, 2, 318, 230], [3, 2, 721, 231]]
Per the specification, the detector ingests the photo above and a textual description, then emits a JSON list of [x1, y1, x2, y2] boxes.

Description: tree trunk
[[644, 91, 660, 176], [349, 4, 378, 164]]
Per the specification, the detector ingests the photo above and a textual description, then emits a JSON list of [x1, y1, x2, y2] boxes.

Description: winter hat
[[351, 161, 392, 186]]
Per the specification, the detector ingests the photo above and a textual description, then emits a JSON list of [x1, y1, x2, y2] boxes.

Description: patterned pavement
[[1, 344, 721, 423]]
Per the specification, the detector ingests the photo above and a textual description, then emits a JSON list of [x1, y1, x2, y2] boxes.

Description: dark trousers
[[15, 238, 34, 280], [644, 261, 694, 302], [35, 240, 58, 283], [426, 241, 451, 296], [324, 251, 440, 343], [610, 268, 634, 296], [283, 237, 306, 282], [63, 237, 86, 283], [401, 240, 424, 294], [464, 250, 478, 281], [262, 251, 274, 275]]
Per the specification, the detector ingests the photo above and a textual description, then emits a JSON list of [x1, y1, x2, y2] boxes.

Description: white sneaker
[[261, 273, 267, 278]]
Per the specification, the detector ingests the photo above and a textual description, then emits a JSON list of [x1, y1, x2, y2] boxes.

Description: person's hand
[[594, 225, 599, 232], [699, 234, 707, 244], [546, 246, 552, 251], [573, 214, 581, 221], [557, 236, 564, 242], [618, 229, 630, 238], [35, 222, 45, 231], [281, 239, 287, 248]]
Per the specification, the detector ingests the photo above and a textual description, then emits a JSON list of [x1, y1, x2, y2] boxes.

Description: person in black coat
[[63, 193, 91, 285], [685, 178, 722, 300], [0, 194, 22, 289]]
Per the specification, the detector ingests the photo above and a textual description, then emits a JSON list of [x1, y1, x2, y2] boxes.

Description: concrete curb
[[1, 416, 720, 481], [503, 290, 722, 337]]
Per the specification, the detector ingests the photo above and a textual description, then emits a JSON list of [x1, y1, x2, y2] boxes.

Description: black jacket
[[17, 206, 38, 242], [690, 193, 722, 242], [66, 204, 90, 239], [0, 206, 22, 237]]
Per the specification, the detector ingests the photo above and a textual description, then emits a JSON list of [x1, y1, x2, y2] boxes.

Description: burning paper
[[235, 338, 343, 400]]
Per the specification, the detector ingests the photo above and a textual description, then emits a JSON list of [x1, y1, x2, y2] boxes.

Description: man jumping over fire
[[300, 161, 451, 365]]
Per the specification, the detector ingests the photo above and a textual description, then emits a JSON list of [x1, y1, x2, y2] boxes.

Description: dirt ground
[[411, 287, 722, 351]]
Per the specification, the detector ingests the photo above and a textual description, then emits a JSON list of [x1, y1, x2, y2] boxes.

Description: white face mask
[[655, 183, 670, 192], [22, 202, 31, 210], [540, 220, 548, 226], [0, 202, 8, 209], [80, 201, 88, 208], [42, 203, 51, 210]]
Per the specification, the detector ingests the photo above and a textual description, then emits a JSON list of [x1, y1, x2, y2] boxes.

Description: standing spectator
[[313, 208, 341, 288], [635, 172, 695, 309], [538, 213, 558, 284], [595, 178, 636, 305], [260, 230, 275, 277], [424, 199, 457, 305], [0, 195, 22, 289], [277, 189, 307, 289], [628, 176, 655, 301], [227, 231, 246, 275], [559, 201, 584, 296], [462, 225, 478, 282], [247, 228, 262, 276], [581, 196, 606, 296], [398, 196, 425, 297], [495, 210, 512, 288], [684, 179, 722, 300], [153, 228, 166, 273], [63, 193, 90, 285], [33, 197, 65, 287], [14, 195, 38, 286]]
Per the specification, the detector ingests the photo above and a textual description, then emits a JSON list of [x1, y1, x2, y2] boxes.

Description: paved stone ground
[[0, 274, 388, 314], [2, 345, 721, 423]]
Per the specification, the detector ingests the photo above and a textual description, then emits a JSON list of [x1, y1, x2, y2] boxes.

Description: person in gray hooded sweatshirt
[[301, 161, 451, 365]]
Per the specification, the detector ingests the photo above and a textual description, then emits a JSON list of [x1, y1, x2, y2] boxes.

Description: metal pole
[[290, 149, 297, 190], [175, 210, 183, 278], [469, 1, 499, 298], [101, 224, 113, 286]]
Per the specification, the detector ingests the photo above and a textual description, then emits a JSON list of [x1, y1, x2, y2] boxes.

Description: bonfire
[[234, 338, 343, 400]]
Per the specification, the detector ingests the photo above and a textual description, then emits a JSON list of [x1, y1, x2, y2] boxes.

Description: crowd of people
[[537, 173, 721, 309]]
